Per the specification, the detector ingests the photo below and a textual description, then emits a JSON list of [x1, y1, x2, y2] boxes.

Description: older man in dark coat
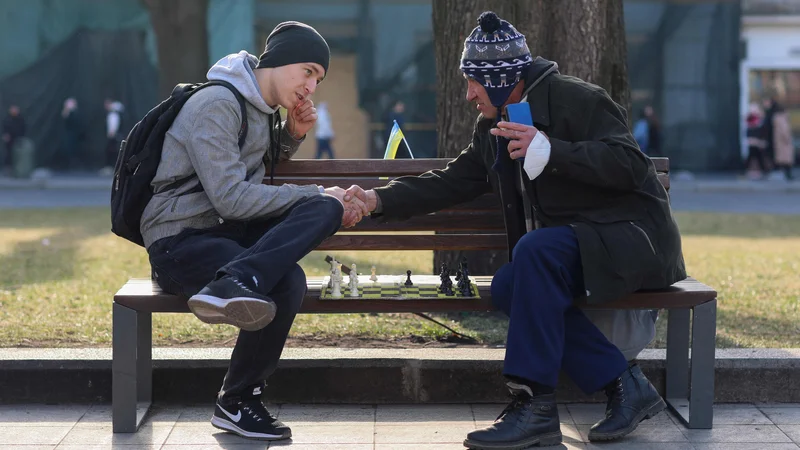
[[349, 11, 686, 449]]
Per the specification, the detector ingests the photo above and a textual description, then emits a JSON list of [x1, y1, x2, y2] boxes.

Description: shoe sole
[[587, 397, 667, 442], [210, 415, 291, 440], [187, 295, 276, 332], [463, 431, 562, 449]]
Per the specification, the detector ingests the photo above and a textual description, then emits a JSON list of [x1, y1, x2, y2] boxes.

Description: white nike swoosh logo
[[220, 406, 242, 423]]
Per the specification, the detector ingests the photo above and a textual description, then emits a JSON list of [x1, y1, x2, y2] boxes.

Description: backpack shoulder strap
[[203, 80, 249, 149]]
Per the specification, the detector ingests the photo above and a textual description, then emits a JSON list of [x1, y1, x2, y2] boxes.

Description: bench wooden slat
[[277, 174, 669, 192], [114, 277, 715, 314], [658, 173, 669, 190], [272, 157, 669, 177], [317, 234, 508, 251], [275, 173, 668, 192], [347, 211, 505, 232]]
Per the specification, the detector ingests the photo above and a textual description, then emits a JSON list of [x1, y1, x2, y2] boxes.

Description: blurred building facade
[[741, 0, 800, 164], [1, 0, 797, 170]]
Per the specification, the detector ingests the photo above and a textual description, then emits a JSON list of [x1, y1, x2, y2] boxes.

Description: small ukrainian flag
[[383, 120, 414, 159]]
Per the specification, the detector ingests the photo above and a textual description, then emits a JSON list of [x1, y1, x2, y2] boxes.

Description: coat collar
[[520, 75, 552, 128]]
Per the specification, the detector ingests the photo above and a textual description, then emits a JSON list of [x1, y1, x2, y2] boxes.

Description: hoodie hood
[[207, 51, 276, 115], [521, 57, 559, 100]]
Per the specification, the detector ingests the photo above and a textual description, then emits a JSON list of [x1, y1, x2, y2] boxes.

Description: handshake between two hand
[[323, 185, 375, 228]]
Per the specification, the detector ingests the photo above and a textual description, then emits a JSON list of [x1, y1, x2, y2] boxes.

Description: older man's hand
[[324, 186, 369, 227], [344, 185, 378, 213]]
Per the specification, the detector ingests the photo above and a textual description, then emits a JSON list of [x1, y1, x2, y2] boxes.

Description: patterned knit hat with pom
[[460, 11, 532, 108]]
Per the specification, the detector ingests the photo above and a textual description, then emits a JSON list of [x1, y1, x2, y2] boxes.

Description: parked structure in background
[[0, 0, 796, 171], [741, 0, 800, 175]]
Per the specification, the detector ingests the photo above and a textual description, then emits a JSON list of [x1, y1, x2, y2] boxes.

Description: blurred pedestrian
[[1, 105, 26, 175], [744, 103, 769, 180], [633, 105, 660, 155], [100, 98, 125, 175], [314, 102, 335, 159], [57, 98, 83, 171], [771, 101, 794, 181]]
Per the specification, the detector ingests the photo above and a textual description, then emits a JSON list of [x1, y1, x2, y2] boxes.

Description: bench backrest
[[272, 157, 670, 253]]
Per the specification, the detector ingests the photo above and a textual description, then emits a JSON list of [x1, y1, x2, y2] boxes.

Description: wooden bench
[[112, 157, 717, 432]]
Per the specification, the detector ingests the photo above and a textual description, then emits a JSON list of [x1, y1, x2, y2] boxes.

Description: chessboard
[[319, 275, 480, 300]]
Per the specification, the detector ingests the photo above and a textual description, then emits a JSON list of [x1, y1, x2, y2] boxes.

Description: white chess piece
[[331, 265, 342, 298], [328, 257, 339, 288], [370, 265, 378, 282], [349, 263, 359, 297]]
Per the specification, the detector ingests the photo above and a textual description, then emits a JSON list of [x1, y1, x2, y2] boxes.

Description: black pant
[[147, 195, 343, 402], [491, 226, 627, 393], [315, 138, 334, 159], [776, 164, 795, 180], [745, 146, 769, 173], [3, 138, 16, 168], [106, 137, 120, 167]]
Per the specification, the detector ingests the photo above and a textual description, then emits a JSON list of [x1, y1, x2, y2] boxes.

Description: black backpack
[[110, 80, 248, 247]]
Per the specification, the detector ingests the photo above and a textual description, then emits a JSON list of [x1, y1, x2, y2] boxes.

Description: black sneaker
[[188, 276, 276, 331], [211, 386, 291, 441]]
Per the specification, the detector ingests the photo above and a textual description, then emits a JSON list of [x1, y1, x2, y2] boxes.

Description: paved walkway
[[1, 402, 798, 449]]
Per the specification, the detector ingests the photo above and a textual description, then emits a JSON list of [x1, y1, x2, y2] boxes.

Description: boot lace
[[604, 377, 626, 416], [496, 391, 532, 421]]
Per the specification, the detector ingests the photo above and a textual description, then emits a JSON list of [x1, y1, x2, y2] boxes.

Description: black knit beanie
[[256, 21, 330, 76]]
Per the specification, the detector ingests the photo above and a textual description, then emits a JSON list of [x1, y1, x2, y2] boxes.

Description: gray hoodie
[[140, 51, 322, 248]]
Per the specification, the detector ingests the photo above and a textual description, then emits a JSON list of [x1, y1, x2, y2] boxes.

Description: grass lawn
[[0, 208, 797, 348]]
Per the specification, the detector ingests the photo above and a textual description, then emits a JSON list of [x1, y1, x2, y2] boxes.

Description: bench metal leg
[[112, 303, 153, 433], [665, 299, 717, 429]]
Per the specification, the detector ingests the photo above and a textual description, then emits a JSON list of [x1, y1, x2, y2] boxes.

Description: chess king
[[345, 11, 686, 449]]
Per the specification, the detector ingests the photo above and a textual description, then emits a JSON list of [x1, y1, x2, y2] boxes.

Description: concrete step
[[1, 347, 798, 404]]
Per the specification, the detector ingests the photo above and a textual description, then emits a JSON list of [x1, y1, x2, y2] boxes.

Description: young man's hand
[[287, 99, 317, 139], [344, 185, 378, 212], [324, 186, 369, 227], [490, 121, 549, 160]]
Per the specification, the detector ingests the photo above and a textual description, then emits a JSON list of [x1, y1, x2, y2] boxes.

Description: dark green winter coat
[[374, 58, 686, 305]]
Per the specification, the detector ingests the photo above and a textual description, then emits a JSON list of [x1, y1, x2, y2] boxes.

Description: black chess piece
[[405, 270, 413, 286], [439, 266, 454, 295], [457, 257, 472, 297], [439, 263, 449, 289]]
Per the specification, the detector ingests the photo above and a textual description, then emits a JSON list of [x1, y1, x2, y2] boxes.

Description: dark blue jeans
[[147, 195, 343, 403], [491, 226, 628, 394]]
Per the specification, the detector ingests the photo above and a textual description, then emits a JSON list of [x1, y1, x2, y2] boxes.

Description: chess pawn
[[349, 264, 359, 297], [370, 265, 378, 282], [328, 257, 340, 288], [331, 265, 343, 298], [404, 270, 413, 286]]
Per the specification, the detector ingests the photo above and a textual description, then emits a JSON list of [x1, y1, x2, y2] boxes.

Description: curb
[[1, 348, 798, 404], [0, 178, 112, 190], [669, 181, 800, 193]]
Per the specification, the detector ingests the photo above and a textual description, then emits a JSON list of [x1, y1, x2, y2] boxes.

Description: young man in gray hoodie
[[141, 21, 367, 441]]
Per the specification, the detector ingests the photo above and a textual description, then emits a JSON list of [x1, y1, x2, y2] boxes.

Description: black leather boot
[[588, 363, 667, 441], [463, 382, 562, 449]]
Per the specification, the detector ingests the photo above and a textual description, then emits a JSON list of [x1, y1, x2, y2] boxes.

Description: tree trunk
[[432, 0, 630, 275], [517, 0, 631, 113], [432, 0, 517, 275], [143, 0, 210, 98]]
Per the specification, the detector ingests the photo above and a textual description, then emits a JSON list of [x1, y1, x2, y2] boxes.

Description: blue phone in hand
[[505, 102, 533, 127], [504, 103, 533, 162]]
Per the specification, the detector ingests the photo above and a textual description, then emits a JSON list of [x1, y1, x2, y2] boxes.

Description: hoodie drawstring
[[269, 110, 281, 185]]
